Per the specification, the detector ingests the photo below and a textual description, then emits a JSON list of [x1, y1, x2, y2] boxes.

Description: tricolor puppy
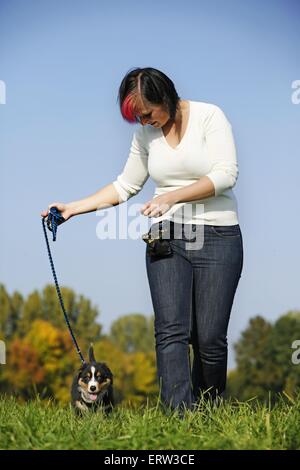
[[71, 346, 114, 414]]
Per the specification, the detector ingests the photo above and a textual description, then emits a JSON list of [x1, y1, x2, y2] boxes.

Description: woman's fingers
[[40, 202, 66, 219]]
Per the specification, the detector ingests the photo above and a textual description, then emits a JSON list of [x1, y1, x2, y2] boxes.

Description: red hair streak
[[121, 94, 138, 123]]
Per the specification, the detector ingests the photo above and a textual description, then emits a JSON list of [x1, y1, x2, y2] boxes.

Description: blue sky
[[0, 0, 299, 368]]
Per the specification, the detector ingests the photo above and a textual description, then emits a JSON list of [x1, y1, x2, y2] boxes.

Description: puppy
[[71, 346, 114, 414]]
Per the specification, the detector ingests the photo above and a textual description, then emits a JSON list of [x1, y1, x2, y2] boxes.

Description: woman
[[41, 67, 243, 414]]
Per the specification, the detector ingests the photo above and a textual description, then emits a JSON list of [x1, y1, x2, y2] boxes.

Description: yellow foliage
[[93, 339, 158, 406]]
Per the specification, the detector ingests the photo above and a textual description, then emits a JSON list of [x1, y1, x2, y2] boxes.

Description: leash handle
[[42, 208, 85, 364], [46, 207, 66, 242]]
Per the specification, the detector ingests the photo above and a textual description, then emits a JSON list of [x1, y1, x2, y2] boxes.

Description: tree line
[[1, 283, 300, 405]]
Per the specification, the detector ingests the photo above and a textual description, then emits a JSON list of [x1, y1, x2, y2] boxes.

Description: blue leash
[[42, 207, 85, 364]]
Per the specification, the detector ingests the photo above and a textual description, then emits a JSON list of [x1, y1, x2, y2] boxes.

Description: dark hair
[[117, 67, 181, 124]]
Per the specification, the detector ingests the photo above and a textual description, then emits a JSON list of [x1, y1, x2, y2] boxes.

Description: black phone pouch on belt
[[142, 221, 173, 258]]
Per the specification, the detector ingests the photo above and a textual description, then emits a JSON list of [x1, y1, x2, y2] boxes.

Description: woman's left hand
[[140, 193, 177, 218]]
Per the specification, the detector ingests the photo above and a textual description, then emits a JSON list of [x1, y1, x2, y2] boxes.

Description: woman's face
[[136, 103, 171, 128]]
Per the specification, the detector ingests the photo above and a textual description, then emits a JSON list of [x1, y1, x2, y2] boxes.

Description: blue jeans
[[145, 221, 243, 412]]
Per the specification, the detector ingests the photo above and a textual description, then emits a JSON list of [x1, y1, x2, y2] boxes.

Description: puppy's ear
[[102, 363, 113, 383], [77, 361, 87, 379], [88, 345, 96, 363]]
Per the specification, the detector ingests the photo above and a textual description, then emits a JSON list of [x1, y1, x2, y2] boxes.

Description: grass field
[[0, 393, 300, 450]]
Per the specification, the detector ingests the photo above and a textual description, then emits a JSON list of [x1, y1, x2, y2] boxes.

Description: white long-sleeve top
[[113, 100, 240, 225]]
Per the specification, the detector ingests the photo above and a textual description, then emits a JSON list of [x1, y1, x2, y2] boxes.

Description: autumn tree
[[227, 311, 300, 402], [1, 338, 45, 398], [93, 337, 158, 407], [109, 313, 155, 353], [17, 284, 102, 348], [2, 319, 77, 402], [0, 284, 23, 340]]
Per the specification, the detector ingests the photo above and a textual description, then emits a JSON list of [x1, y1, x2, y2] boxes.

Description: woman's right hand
[[40, 202, 74, 222]]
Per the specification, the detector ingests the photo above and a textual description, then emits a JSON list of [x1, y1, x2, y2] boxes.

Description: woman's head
[[118, 67, 181, 127]]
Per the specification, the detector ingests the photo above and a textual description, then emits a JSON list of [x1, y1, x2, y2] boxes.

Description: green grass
[[0, 393, 300, 450]]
